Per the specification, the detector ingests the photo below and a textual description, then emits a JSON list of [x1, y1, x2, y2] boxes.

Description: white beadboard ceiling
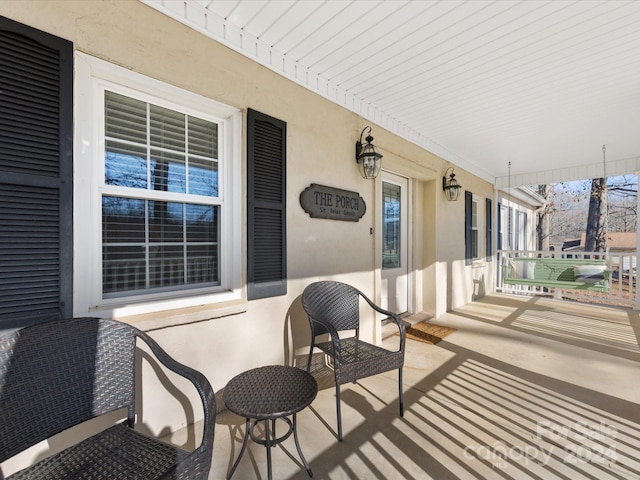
[[143, 0, 640, 187]]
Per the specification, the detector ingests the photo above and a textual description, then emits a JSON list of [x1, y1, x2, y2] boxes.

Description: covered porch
[[1, 2, 640, 478], [186, 294, 640, 479]]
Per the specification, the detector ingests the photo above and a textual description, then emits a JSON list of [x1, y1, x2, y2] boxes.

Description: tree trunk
[[536, 184, 553, 251], [585, 177, 608, 253]]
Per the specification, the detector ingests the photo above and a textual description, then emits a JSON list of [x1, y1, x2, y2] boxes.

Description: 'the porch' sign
[[300, 184, 366, 222]]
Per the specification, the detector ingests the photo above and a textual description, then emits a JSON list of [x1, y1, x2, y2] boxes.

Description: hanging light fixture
[[355, 126, 383, 179], [442, 167, 462, 201]]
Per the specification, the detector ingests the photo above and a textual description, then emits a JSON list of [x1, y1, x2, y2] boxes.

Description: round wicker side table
[[223, 365, 318, 480]]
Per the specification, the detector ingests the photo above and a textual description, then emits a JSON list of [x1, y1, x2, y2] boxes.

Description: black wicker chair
[[0, 317, 215, 479], [302, 281, 406, 441]]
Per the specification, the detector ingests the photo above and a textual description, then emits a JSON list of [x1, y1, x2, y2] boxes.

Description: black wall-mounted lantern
[[443, 167, 462, 201], [355, 126, 383, 179]]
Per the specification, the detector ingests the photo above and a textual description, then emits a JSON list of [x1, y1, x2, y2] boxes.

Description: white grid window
[[74, 53, 241, 317], [102, 91, 220, 297]]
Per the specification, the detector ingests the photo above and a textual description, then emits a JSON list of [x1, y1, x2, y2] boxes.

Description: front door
[[381, 172, 410, 314]]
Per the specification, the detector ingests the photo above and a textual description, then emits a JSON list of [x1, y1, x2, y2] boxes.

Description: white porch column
[[635, 172, 640, 310]]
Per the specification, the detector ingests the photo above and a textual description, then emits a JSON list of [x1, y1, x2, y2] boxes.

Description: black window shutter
[[247, 109, 286, 300], [0, 17, 73, 329], [464, 190, 473, 265], [485, 198, 492, 261]]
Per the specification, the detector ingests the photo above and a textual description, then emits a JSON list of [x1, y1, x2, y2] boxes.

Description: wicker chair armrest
[[137, 330, 216, 459], [358, 292, 406, 351], [310, 317, 344, 361]]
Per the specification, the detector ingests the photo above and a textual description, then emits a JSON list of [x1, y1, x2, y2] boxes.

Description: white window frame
[[498, 203, 504, 250], [74, 53, 242, 319]]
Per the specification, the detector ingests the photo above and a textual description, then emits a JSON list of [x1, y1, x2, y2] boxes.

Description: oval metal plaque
[[300, 183, 366, 222]]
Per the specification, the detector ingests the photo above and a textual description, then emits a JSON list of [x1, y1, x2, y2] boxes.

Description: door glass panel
[[382, 182, 401, 269]]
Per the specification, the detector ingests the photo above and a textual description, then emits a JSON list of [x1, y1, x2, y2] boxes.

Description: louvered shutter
[[465, 191, 473, 266], [0, 17, 73, 328], [247, 109, 286, 299]]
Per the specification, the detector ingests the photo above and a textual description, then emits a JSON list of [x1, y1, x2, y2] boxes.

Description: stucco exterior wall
[[0, 0, 494, 453], [435, 169, 496, 312]]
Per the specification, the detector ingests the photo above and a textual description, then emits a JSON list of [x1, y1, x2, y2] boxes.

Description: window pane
[[150, 104, 185, 151], [150, 149, 186, 194], [102, 196, 145, 243], [187, 244, 218, 284], [472, 230, 478, 258], [186, 204, 216, 242], [150, 245, 184, 288], [149, 201, 183, 242], [102, 196, 219, 296], [472, 200, 478, 228], [103, 245, 146, 294], [382, 182, 401, 269], [189, 116, 218, 158], [105, 91, 146, 144], [105, 141, 148, 188], [189, 157, 218, 196]]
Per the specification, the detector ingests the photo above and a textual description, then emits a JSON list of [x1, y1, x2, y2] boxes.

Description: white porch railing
[[496, 249, 637, 307], [103, 256, 216, 294]]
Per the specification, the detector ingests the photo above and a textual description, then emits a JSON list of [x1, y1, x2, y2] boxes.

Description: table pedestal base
[[227, 413, 313, 480]]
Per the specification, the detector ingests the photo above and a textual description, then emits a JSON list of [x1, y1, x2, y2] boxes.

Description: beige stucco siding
[[0, 0, 494, 449]]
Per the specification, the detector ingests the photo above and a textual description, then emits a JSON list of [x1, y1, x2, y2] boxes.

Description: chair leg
[[398, 367, 404, 417], [306, 344, 313, 372], [335, 383, 343, 441]]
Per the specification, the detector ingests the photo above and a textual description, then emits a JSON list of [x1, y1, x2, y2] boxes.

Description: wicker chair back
[[0, 318, 135, 461], [301, 281, 360, 335]]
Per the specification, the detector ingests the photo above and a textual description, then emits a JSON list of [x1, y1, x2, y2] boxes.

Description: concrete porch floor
[[199, 293, 640, 479]]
